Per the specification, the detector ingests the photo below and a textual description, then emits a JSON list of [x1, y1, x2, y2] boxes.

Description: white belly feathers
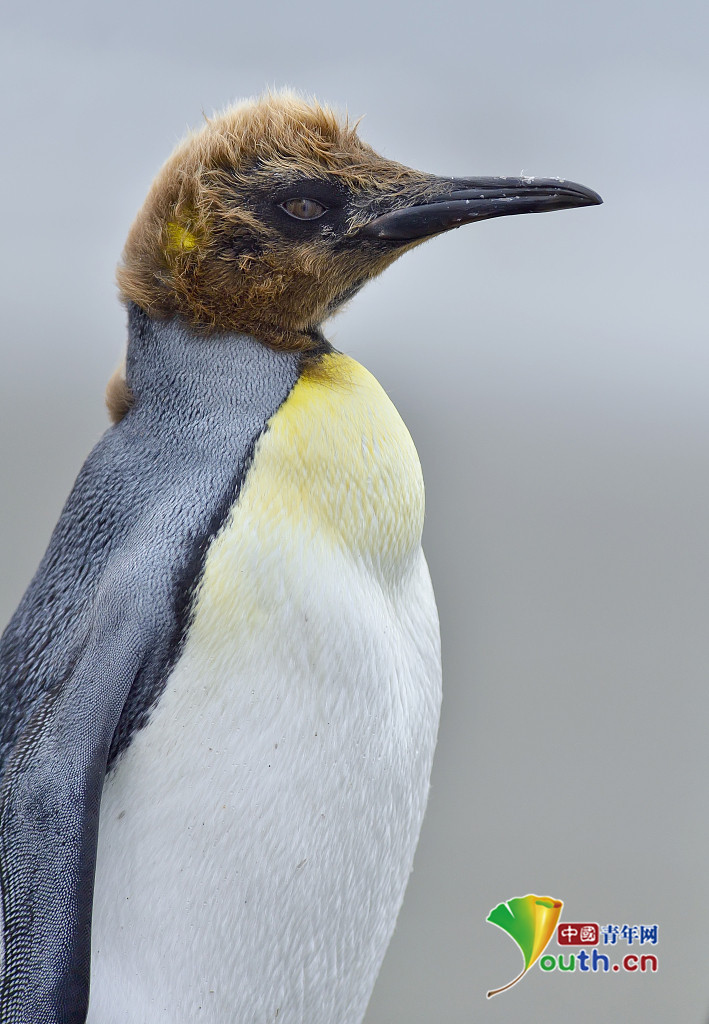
[[89, 354, 442, 1024]]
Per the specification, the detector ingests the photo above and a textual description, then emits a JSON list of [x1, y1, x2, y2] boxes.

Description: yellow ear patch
[[165, 221, 199, 253]]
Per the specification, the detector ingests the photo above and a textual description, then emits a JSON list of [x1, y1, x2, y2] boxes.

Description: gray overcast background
[[1, 1, 707, 1021]]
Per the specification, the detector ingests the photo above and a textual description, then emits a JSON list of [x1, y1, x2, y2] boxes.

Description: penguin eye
[[280, 198, 328, 221]]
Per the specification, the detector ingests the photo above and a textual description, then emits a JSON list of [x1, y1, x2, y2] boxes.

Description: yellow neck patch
[[264, 352, 424, 566], [187, 352, 426, 651], [207, 352, 424, 587]]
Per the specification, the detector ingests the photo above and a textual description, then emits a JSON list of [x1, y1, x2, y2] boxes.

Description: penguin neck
[[124, 303, 301, 429]]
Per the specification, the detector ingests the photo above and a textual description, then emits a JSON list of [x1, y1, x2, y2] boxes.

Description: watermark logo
[[486, 895, 658, 997], [486, 894, 563, 997]]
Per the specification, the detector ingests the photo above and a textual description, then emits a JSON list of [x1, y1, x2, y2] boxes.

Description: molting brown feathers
[[112, 91, 601, 423], [117, 91, 429, 353], [105, 361, 133, 424]]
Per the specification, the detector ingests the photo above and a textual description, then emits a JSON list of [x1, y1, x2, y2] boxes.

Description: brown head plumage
[[112, 89, 600, 421], [117, 91, 433, 353]]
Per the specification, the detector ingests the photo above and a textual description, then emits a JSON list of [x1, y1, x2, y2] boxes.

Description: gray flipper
[[0, 557, 160, 1022], [0, 307, 303, 1022]]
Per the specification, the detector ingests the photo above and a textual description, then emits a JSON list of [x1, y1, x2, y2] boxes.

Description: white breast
[[89, 355, 442, 1024]]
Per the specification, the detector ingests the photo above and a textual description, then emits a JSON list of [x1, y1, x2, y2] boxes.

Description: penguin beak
[[360, 177, 602, 241]]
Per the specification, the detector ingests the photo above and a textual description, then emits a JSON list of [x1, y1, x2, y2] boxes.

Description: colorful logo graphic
[[486, 894, 563, 998], [486, 896, 659, 996]]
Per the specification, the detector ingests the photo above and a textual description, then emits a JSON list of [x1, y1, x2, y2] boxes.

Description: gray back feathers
[[0, 306, 300, 1021]]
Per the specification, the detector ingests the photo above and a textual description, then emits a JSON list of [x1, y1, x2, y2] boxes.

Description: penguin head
[[118, 91, 601, 352]]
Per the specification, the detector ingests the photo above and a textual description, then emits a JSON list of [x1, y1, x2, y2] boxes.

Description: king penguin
[[0, 92, 601, 1024]]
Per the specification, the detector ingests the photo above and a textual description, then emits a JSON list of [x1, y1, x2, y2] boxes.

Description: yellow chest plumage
[[261, 352, 425, 563], [191, 352, 425, 641]]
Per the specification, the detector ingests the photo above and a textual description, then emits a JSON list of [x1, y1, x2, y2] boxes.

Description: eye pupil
[[281, 198, 327, 221]]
